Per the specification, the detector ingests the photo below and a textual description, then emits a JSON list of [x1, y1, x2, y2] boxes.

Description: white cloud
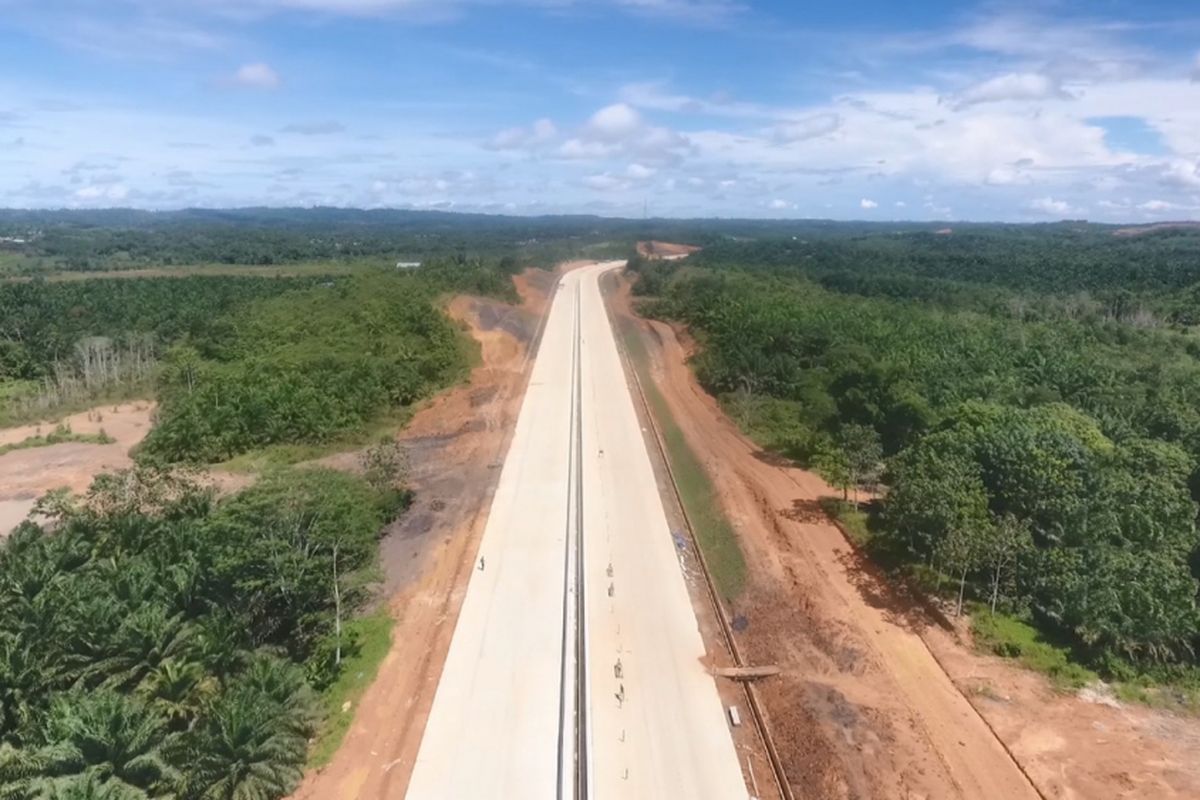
[[585, 104, 643, 141], [771, 113, 841, 143], [232, 62, 281, 90], [490, 117, 557, 150], [949, 72, 1071, 109], [860, 197, 878, 209], [1159, 159, 1200, 189], [1028, 196, 1075, 216], [584, 172, 629, 191], [1193, 53, 1200, 82], [626, 163, 656, 180], [894, 200, 906, 208], [555, 102, 691, 165], [768, 198, 795, 210], [74, 183, 129, 202]]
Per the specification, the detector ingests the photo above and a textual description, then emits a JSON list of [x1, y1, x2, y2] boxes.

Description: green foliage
[[0, 466, 395, 800], [618, 316, 746, 600], [307, 608, 392, 769], [141, 273, 471, 463], [0, 277, 307, 383], [971, 609, 1098, 689], [647, 234, 1200, 679]]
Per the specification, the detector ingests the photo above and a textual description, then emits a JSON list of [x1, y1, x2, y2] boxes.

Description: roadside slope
[[611, 276, 1039, 800]]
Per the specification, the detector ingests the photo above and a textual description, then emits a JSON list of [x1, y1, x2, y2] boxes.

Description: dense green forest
[[0, 256, 516, 453], [630, 226, 1200, 681], [141, 270, 473, 463], [8, 207, 1179, 277], [0, 465, 401, 799], [0, 276, 310, 382]]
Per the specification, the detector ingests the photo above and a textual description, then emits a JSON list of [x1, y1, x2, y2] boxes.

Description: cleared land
[[0, 402, 154, 536]]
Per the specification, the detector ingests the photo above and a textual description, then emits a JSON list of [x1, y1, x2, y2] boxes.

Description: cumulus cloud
[[771, 113, 841, 144], [626, 163, 656, 180], [584, 172, 628, 191], [584, 104, 643, 141], [1159, 159, 1200, 190], [860, 198, 878, 209], [557, 102, 691, 165], [231, 62, 281, 89], [281, 120, 345, 135], [1028, 196, 1075, 216], [949, 72, 1072, 109], [74, 183, 130, 202], [489, 118, 557, 150], [768, 198, 795, 210]]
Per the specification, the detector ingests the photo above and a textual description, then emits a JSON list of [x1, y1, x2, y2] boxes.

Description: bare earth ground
[[0, 402, 155, 535], [292, 268, 557, 800], [637, 240, 701, 259], [611, 274, 1200, 800]]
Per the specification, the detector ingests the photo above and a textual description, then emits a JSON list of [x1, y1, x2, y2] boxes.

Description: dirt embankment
[[0, 402, 156, 535], [637, 240, 701, 260], [292, 267, 558, 800], [611, 275, 1200, 799]]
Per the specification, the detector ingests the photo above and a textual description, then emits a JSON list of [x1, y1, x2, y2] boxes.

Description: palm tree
[[180, 689, 305, 800], [136, 659, 215, 731], [82, 604, 193, 693], [35, 690, 180, 796], [39, 773, 149, 800], [0, 743, 45, 800]]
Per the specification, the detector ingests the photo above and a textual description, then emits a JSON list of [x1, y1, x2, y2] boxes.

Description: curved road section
[[406, 262, 748, 799]]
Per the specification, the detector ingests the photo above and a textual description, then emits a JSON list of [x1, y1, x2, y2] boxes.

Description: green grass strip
[[308, 607, 394, 769], [617, 316, 747, 601]]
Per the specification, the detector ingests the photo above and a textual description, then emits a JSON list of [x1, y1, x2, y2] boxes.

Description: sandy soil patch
[[637, 240, 701, 259], [0, 402, 155, 535]]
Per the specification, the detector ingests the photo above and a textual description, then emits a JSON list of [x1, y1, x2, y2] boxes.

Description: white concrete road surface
[[406, 262, 748, 799]]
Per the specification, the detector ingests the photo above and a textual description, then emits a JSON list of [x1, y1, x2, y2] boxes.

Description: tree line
[[140, 270, 473, 463], [633, 236, 1200, 676]]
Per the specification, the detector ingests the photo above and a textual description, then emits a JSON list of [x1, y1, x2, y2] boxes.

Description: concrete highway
[[406, 261, 748, 799]]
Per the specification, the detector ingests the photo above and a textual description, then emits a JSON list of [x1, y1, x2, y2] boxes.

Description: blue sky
[[2, 0, 1200, 220]]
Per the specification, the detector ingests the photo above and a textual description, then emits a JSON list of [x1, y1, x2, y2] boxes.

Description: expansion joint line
[[557, 280, 590, 800]]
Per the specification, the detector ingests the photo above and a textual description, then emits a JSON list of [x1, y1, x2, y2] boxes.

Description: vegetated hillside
[[140, 270, 474, 463], [0, 465, 402, 799], [629, 230, 1200, 683], [0, 275, 311, 381], [692, 225, 1200, 294], [0, 256, 516, 455], [4, 207, 1154, 276]]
